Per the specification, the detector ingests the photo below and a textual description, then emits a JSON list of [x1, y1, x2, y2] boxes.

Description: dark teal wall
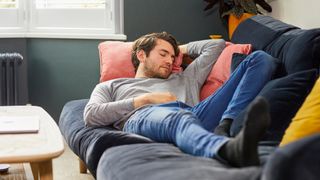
[[27, 39, 101, 121], [124, 0, 228, 42], [26, 0, 227, 122]]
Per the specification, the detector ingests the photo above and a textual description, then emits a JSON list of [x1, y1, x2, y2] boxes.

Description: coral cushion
[[280, 77, 320, 146], [98, 41, 252, 101], [98, 41, 183, 82], [200, 42, 252, 100]]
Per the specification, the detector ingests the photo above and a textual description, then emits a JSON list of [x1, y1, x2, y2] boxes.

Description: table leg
[[30, 163, 39, 180], [31, 160, 53, 180], [39, 160, 53, 180]]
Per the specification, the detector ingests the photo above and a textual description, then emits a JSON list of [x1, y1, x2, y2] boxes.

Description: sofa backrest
[[230, 15, 320, 141], [231, 15, 320, 75]]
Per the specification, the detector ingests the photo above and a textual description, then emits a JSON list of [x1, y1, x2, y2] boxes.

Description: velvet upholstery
[[262, 134, 320, 180], [231, 69, 318, 140], [280, 77, 320, 146], [230, 15, 320, 141], [232, 15, 320, 76], [59, 99, 153, 177], [59, 15, 320, 179], [97, 143, 261, 180]]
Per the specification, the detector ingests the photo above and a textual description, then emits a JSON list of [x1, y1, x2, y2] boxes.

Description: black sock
[[214, 118, 233, 137], [218, 97, 270, 167]]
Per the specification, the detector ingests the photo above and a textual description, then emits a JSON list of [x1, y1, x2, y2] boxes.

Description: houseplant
[[204, 0, 273, 39]]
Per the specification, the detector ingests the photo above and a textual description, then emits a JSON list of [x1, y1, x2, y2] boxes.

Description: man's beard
[[143, 66, 169, 79]]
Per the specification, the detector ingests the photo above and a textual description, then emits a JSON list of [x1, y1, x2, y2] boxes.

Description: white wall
[[267, 0, 320, 29]]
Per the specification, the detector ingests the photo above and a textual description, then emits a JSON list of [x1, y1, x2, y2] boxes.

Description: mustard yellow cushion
[[280, 77, 320, 146]]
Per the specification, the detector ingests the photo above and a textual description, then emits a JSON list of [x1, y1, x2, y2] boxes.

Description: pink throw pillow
[[98, 41, 252, 101], [200, 42, 252, 100], [98, 41, 183, 82]]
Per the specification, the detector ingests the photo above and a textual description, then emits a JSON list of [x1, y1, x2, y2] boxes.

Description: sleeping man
[[84, 32, 277, 167]]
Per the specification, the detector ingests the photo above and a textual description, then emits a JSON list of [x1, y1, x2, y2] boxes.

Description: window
[[0, 0, 125, 39], [0, 0, 24, 35], [0, 0, 17, 8]]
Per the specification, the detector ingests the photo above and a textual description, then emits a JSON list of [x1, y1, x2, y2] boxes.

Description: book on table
[[0, 116, 40, 134]]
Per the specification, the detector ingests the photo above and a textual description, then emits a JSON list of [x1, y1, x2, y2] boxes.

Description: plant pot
[[228, 13, 255, 40]]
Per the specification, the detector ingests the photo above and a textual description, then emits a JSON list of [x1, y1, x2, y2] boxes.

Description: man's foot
[[214, 119, 233, 137], [218, 97, 270, 167]]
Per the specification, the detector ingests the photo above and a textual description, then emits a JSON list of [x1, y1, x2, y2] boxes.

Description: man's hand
[[179, 44, 194, 65], [179, 44, 188, 55], [133, 92, 177, 109]]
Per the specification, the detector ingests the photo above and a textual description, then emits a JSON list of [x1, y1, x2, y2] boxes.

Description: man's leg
[[219, 96, 271, 167], [123, 102, 228, 158], [192, 51, 276, 133], [123, 98, 271, 167]]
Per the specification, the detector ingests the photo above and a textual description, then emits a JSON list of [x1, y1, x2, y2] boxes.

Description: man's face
[[142, 39, 175, 79]]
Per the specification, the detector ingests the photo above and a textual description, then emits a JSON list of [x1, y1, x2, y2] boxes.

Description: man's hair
[[131, 32, 180, 72]]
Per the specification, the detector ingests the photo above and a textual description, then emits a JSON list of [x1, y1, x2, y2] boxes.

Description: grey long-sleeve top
[[84, 39, 225, 129]]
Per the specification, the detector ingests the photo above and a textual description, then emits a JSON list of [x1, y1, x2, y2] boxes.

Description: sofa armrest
[[262, 134, 320, 180], [59, 99, 153, 177]]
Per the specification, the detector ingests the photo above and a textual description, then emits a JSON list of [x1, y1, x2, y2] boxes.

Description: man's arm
[[84, 82, 135, 126], [84, 82, 177, 127], [178, 44, 195, 65], [133, 92, 177, 108], [179, 44, 188, 55], [182, 39, 225, 86]]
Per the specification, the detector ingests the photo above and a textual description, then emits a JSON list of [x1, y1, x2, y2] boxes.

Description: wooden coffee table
[[0, 106, 65, 180]]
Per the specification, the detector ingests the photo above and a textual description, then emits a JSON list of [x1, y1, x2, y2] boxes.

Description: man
[[84, 32, 276, 167]]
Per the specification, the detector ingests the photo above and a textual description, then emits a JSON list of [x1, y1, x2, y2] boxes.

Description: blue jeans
[[123, 51, 276, 159]]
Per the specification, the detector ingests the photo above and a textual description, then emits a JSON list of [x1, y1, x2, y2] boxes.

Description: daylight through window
[[0, 0, 125, 39]]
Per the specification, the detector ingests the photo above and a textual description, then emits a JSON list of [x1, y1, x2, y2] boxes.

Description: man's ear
[[137, 50, 147, 63]]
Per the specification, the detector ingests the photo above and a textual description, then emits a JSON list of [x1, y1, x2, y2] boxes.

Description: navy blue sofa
[[59, 15, 320, 180]]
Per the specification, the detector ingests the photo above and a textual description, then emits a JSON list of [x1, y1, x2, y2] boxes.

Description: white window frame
[[0, 0, 26, 36], [0, 0, 126, 40]]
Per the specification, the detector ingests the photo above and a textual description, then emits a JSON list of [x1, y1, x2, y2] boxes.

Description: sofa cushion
[[200, 42, 252, 100], [98, 41, 183, 82], [99, 40, 252, 101], [267, 29, 320, 75], [230, 53, 248, 73], [97, 143, 261, 180], [98, 42, 134, 82], [280, 77, 320, 146], [231, 15, 298, 51], [232, 15, 320, 76], [230, 69, 318, 141], [262, 134, 320, 180]]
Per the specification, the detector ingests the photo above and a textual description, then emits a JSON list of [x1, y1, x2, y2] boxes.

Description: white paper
[[0, 116, 40, 134]]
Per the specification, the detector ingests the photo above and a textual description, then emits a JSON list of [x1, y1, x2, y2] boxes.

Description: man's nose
[[166, 57, 174, 65]]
